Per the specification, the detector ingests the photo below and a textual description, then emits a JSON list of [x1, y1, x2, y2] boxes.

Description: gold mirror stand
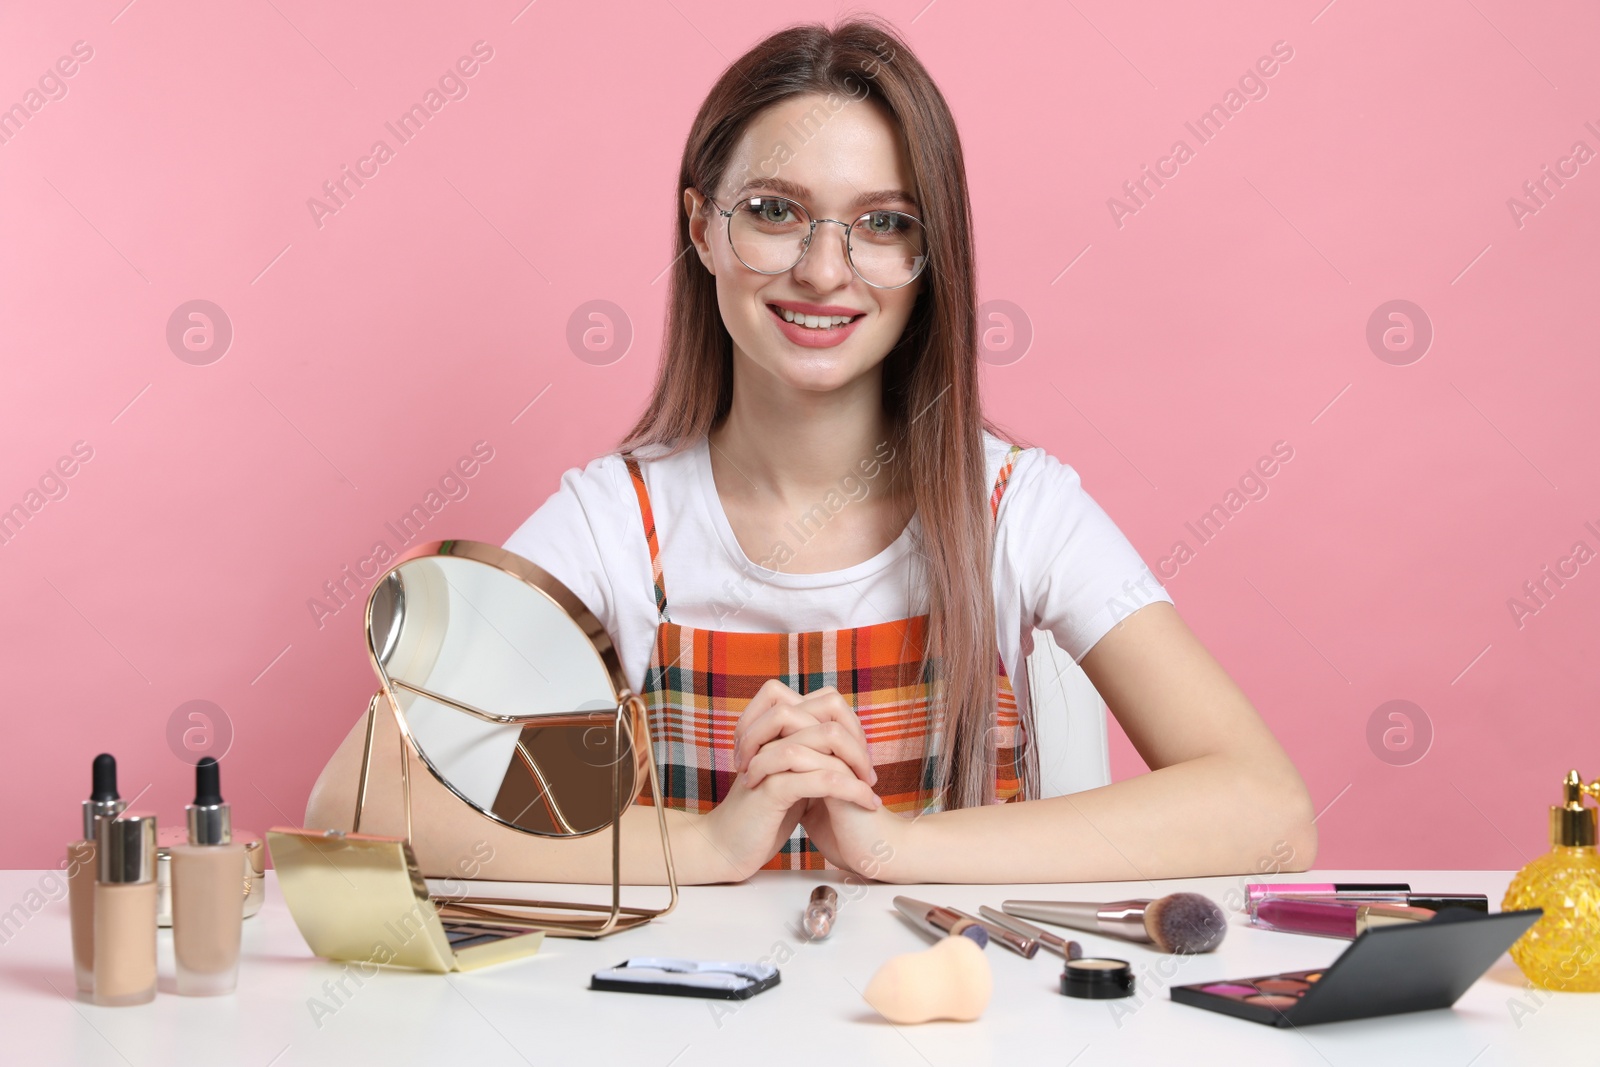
[[350, 689, 678, 939]]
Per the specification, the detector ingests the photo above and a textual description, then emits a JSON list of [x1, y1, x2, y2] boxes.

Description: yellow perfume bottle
[[1502, 769, 1600, 991]]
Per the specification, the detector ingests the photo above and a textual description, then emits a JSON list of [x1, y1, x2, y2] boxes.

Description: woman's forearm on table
[[891, 752, 1318, 884]]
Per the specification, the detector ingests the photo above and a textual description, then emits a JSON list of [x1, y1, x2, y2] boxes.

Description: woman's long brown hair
[[617, 14, 1038, 810]]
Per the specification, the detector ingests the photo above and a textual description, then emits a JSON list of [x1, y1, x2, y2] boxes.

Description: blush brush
[[1002, 893, 1227, 954]]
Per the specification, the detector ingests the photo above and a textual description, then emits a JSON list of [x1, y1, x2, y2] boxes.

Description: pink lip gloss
[[1245, 882, 1409, 905], [1250, 898, 1436, 939], [1248, 892, 1487, 919]]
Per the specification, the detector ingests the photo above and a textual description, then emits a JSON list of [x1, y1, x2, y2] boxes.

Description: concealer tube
[[170, 757, 244, 995], [92, 812, 157, 1007], [70, 754, 124, 995]]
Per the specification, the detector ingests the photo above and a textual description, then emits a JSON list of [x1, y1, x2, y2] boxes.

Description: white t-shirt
[[502, 431, 1173, 727]]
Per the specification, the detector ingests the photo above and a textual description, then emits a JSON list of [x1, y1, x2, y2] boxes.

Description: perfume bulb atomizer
[[1502, 767, 1600, 993]]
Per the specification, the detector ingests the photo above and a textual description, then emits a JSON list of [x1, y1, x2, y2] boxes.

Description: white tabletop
[[0, 868, 1586, 1066]]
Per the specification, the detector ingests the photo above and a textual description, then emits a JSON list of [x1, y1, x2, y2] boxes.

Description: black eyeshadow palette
[[1171, 908, 1541, 1027]]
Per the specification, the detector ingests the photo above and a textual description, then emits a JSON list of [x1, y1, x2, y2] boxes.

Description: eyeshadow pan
[[1244, 994, 1298, 1008], [1254, 978, 1310, 995], [1200, 983, 1258, 997]]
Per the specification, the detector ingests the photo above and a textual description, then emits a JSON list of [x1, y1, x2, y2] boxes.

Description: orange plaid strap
[[621, 451, 669, 621], [992, 443, 1023, 522]]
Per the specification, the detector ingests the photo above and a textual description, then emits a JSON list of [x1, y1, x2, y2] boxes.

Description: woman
[[307, 16, 1316, 884]]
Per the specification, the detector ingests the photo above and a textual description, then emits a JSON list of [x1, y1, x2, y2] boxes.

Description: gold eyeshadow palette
[[1170, 908, 1542, 1027]]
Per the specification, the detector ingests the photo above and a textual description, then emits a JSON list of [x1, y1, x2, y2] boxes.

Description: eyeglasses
[[706, 194, 928, 290]]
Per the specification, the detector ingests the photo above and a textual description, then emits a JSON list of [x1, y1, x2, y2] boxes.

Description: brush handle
[[1002, 899, 1155, 943], [978, 906, 1081, 959], [894, 897, 989, 948], [949, 909, 1038, 958]]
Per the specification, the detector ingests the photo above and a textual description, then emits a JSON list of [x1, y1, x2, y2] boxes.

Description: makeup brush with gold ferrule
[[1001, 893, 1228, 954]]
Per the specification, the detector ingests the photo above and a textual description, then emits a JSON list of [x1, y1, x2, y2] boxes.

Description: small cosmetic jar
[[1061, 957, 1135, 999], [155, 826, 264, 927]]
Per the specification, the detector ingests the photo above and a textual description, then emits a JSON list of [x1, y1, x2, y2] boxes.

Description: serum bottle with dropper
[[93, 810, 158, 1006], [170, 756, 245, 995], [69, 754, 124, 996]]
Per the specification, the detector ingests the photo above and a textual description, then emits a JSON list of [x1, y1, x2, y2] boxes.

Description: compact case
[[1171, 908, 1542, 1027], [1061, 957, 1135, 999], [590, 958, 781, 1000]]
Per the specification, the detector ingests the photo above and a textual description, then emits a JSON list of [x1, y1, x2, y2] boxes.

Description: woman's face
[[685, 93, 924, 396]]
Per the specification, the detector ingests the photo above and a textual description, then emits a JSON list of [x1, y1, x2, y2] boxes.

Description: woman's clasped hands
[[698, 679, 910, 880]]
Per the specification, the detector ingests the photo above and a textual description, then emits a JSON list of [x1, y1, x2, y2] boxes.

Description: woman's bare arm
[[802, 602, 1319, 882]]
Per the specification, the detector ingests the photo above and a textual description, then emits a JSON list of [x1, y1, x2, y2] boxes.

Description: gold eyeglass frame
[[351, 538, 677, 938]]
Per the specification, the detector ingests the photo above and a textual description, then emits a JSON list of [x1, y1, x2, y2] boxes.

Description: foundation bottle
[[69, 754, 124, 995], [170, 757, 245, 995], [92, 812, 158, 1006], [1503, 769, 1600, 991]]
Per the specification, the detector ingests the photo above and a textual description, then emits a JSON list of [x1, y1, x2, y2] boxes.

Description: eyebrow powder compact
[[1170, 908, 1542, 1027]]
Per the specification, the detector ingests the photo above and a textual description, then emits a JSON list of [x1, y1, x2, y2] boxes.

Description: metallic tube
[[948, 908, 1038, 957], [894, 896, 988, 947], [97, 814, 157, 885], [979, 905, 1081, 959], [186, 802, 231, 847]]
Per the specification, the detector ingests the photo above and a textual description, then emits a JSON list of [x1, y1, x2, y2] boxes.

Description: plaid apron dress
[[623, 442, 1026, 870]]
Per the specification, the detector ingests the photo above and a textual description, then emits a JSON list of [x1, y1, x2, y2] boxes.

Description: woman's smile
[[764, 300, 867, 348]]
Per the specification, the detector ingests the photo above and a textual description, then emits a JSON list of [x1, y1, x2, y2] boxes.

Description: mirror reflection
[[368, 553, 641, 837]]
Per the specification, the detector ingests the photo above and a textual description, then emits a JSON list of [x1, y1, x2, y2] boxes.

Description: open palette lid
[[268, 827, 546, 973], [1171, 908, 1543, 1027]]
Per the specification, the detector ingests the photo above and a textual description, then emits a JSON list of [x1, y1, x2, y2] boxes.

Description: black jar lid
[[1061, 957, 1135, 999]]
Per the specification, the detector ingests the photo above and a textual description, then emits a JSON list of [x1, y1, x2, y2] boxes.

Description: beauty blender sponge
[[863, 934, 993, 1024]]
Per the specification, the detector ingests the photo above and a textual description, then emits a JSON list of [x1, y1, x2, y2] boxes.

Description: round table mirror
[[365, 541, 647, 837]]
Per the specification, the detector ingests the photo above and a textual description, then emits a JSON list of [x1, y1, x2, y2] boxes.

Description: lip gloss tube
[[1250, 898, 1436, 939], [1245, 882, 1410, 905], [1247, 892, 1488, 919], [802, 885, 838, 940]]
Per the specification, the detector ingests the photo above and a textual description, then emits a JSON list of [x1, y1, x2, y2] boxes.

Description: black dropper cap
[[186, 756, 231, 845], [91, 753, 119, 802], [83, 753, 125, 839], [193, 756, 223, 805]]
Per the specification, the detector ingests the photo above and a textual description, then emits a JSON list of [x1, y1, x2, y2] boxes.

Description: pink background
[[2, 1, 1596, 871]]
